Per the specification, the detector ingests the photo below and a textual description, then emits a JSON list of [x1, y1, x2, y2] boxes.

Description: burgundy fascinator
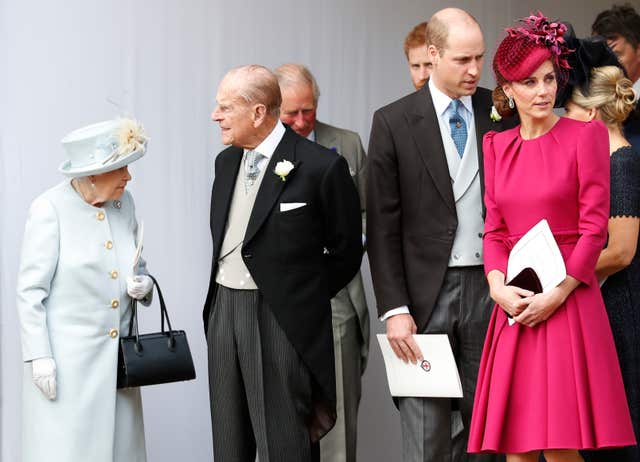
[[493, 12, 572, 86]]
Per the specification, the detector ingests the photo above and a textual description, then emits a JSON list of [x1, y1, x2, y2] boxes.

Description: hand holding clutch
[[32, 357, 56, 400], [502, 267, 542, 319], [127, 275, 153, 300]]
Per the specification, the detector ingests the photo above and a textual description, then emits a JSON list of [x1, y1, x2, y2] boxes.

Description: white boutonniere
[[490, 105, 502, 122], [274, 160, 295, 181]]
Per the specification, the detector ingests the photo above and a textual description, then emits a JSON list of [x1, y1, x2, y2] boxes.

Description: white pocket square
[[280, 202, 307, 212]]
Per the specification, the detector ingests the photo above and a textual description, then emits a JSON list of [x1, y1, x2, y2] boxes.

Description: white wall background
[[1, 0, 634, 460]]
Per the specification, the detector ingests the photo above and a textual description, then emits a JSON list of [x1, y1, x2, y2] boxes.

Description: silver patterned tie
[[244, 150, 264, 193]]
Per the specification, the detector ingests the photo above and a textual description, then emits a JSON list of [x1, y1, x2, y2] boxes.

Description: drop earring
[[508, 96, 515, 109]]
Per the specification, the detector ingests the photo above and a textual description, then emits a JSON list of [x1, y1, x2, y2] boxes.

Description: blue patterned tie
[[448, 99, 468, 157], [244, 150, 264, 193]]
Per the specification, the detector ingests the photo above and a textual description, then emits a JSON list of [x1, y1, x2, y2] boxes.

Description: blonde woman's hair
[[571, 65, 636, 127]]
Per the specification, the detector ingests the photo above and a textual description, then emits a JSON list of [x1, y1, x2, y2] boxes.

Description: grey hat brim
[[58, 147, 145, 177]]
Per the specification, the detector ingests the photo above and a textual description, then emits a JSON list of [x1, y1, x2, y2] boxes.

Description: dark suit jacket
[[203, 126, 363, 440], [366, 85, 513, 332]]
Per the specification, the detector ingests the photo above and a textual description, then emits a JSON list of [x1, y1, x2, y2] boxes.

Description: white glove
[[127, 274, 153, 300], [32, 357, 57, 400]]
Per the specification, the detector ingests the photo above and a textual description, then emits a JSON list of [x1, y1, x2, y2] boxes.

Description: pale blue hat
[[58, 118, 147, 177]]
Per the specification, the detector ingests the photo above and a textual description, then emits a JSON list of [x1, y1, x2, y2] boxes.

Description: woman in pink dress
[[468, 14, 636, 462]]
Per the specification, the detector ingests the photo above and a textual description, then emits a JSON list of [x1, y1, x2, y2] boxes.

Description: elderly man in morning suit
[[367, 8, 511, 462], [204, 65, 362, 462], [275, 63, 370, 462]]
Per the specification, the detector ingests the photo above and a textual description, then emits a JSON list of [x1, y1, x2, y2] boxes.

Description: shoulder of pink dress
[[485, 125, 520, 145]]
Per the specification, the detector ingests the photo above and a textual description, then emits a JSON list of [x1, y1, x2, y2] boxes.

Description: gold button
[[96, 211, 105, 221], [105, 240, 113, 249], [110, 270, 119, 279], [111, 299, 119, 309], [109, 328, 118, 339]]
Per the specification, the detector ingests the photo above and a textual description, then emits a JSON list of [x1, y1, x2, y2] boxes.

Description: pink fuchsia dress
[[468, 117, 636, 454]]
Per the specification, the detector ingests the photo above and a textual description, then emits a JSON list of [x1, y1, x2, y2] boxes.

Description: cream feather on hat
[[58, 118, 148, 177]]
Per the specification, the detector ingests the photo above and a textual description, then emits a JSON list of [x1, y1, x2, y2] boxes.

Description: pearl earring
[[508, 96, 515, 109]]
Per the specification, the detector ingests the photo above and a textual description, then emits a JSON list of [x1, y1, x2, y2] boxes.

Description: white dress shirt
[[245, 120, 286, 171]]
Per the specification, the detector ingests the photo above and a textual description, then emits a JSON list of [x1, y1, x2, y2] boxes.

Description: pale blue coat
[[17, 181, 147, 462]]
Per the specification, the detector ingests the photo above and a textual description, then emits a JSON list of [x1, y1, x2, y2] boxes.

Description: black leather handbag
[[117, 274, 196, 389]]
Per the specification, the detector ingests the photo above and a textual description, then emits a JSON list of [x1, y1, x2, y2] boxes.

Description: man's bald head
[[426, 8, 484, 99], [212, 65, 282, 149], [221, 65, 282, 116], [427, 8, 481, 56]]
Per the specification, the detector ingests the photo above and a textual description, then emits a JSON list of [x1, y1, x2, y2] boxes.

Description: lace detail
[[610, 146, 640, 218]]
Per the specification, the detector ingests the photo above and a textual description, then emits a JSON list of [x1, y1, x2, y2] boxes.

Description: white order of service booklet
[[377, 334, 463, 398], [505, 219, 567, 325]]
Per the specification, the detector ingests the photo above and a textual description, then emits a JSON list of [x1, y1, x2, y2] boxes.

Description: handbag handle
[[126, 274, 177, 353]]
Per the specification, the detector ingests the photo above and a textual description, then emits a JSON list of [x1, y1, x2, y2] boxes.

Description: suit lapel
[[473, 91, 492, 155], [244, 128, 297, 244], [211, 147, 243, 256], [314, 121, 338, 151], [408, 88, 455, 214], [472, 90, 493, 216]]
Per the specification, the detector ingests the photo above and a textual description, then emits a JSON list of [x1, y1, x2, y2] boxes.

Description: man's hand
[[386, 313, 423, 364], [32, 357, 56, 400]]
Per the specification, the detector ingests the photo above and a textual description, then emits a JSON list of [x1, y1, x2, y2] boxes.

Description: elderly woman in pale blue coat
[[16, 118, 153, 462]]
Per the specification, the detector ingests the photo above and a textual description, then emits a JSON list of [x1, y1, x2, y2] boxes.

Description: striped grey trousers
[[399, 267, 503, 462], [207, 285, 318, 462]]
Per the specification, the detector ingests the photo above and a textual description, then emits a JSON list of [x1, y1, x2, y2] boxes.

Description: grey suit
[[314, 121, 370, 462]]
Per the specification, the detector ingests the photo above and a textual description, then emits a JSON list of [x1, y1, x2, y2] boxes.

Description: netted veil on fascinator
[[493, 12, 573, 87]]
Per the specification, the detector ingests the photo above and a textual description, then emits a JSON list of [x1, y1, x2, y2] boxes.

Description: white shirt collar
[[306, 130, 315, 142], [244, 120, 286, 159], [428, 77, 473, 116], [633, 79, 640, 100]]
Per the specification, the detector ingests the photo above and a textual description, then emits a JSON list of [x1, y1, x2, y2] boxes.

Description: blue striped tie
[[448, 99, 467, 157]]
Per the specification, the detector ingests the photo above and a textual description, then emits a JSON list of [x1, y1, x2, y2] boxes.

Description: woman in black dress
[[565, 64, 640, 462]]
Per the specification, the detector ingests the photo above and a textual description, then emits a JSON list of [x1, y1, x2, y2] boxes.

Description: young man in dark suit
[[204, 65, 362, 462], [367, 8, 510, 462]]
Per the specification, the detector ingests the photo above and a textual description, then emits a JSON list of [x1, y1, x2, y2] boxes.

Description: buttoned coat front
[[17, 181, 147, 462]]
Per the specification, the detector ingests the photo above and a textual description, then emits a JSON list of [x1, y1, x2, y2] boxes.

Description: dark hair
[[592, 3, 640, 48]]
